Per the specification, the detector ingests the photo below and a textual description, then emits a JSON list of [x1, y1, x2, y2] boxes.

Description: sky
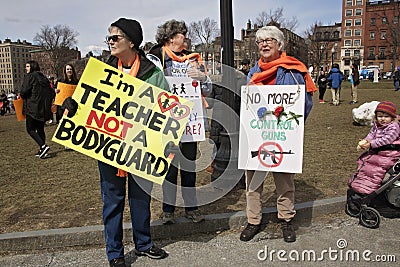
[[1, 0, 342, 57]]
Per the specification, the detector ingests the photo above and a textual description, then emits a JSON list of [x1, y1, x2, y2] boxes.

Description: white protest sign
[[238, 85, 305, 173], [166, 76, 205, 142]]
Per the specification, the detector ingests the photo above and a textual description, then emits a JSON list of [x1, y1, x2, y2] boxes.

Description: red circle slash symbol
[[257, 142, 284, 168]]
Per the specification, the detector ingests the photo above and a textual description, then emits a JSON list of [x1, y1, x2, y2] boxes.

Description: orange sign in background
[[54, 83, 77, 105], [13, 98, 26, 121]]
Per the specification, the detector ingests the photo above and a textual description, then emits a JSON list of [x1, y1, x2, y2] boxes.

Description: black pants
[[26, 115, 46, 147], [162, 142, 198, 212], [319, 86, 327, 100]]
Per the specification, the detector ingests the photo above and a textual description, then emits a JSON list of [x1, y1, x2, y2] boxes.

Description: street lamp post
[[331, 46, 335, 67]]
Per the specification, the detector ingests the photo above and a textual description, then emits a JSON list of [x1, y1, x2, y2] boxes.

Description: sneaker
[[280, 220, 296, 243], [162, 212, 176, 225], [39, 145, 50, 158], [109, 258, 126, 267], [319, 99, 325, 103], [35, 150, 41, 157], [185, 210, 205, 223], [135, 245, 168, 259], [240, 223, 261, 241]]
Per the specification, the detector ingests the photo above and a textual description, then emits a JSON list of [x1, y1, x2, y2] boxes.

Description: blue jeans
[[162, 142, 198, 212], [395, 80, 399, 91], [98, 161, 153, 261]]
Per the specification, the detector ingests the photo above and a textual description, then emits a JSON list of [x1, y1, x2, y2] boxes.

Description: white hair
[[255, 26, 285, 51]]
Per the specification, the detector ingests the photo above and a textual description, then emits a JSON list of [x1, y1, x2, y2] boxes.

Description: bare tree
[[33, 24, 79, 77], [188, 18, 219, 61], [303, 21, 338, 76], [254, 7, 298, 31]]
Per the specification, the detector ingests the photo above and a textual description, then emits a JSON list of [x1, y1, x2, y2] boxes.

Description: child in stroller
[[346, 101, 400, 227]]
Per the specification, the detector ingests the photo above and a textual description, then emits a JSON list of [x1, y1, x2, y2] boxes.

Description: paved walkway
[[1, 196, 399, 266]]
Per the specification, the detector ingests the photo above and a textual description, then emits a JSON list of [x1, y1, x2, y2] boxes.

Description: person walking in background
[[317, 70, 328, 103], [147, 19, 212, 225], [55, 64, 79, 124], [240, 26, 317, 243], [20, 60, 55, 158], [350, 63, 360, 104], [394, 66, 400, 92], [240, 59, 251, 76], [327, 63, 344, 106], [0, 90, 9, 116]]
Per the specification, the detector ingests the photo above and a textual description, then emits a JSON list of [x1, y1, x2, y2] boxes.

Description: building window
[[370, 32, 375, 39], [345, 30, 352, 36], [382, 17, 388, 24], [356, 0, 362, 5], [368, 48, 375, 58], [324, 31, 330, 39], [371, 18, 376, 25], [315, 32, 322, 40], [345, 40, 352, 46], [346, 0, 352, 6], [354, 29, 361, 36], [345, 49, 351, 57], [346, 19, 352, 26], [344, 59, 351, 66], [354, 50, 360, 57], [346, 9, 353, 16], [354, 19, 362, 26], [379, 47, 386, 58], [333, 31, 339, 38], [381, 31, 387, 39], [354, 39, 361, 46], [355, 9, 362, 16], [394, 16, 399, 24]]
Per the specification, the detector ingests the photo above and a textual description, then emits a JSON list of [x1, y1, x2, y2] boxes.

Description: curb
[[0, 196, 346, 252]]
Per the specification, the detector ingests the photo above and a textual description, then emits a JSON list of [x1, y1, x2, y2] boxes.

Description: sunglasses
[[106, 35, 125, 42]]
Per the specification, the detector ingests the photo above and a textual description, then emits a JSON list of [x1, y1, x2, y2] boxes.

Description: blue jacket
[[248, 62, 313, 120], [327, 68, 344, 89]]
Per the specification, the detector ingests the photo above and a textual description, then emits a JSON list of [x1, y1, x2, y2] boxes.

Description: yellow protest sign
[[54, 82, 77, 105], [52, 57, 193, 184]]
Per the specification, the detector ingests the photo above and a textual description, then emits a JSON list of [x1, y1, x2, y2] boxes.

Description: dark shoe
[[109, 258, 126, 267], [135, 245, 168, 259], [281, 220, 296, 243], [185, 210, 205, 223], [240, 223, 260, 241], [162, 211, 176, 225]]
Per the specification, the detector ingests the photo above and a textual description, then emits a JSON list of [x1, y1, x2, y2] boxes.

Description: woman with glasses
[[64, 18, 169, 266], [147, 19, 212, 226], [240, 26, 317, 243]]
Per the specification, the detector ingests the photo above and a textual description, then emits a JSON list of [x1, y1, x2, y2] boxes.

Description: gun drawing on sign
[[251, 150, 295, 164]]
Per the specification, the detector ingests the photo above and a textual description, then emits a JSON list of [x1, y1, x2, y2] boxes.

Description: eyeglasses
[[106, 35, 125, 43], [256, 38, 277, 45]]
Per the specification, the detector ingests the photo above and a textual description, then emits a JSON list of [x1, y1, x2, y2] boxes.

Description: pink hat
[[375, 101, 397, 118]]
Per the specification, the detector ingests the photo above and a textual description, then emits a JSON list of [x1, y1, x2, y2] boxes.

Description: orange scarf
[[116, 52, 140, 178], [249, 52, 317, 93], [162, 46, 209, 108]]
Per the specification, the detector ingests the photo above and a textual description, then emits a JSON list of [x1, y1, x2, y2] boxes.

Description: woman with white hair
[[240, 25, 317, 243]]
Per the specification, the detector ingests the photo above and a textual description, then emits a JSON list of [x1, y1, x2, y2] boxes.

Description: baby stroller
[[346, 154, 400, 228]]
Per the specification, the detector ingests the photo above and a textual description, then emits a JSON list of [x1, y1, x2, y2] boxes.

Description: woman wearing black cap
[[105, 18, 170, 266], [61, 18, 169, 266]]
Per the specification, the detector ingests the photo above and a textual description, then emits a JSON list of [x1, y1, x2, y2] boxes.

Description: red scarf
[[249, 52, 317, 93], [116, 53, 140, 178]]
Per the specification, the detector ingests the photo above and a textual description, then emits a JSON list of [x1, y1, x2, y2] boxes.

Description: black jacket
[[20, 71, 55, 121]]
